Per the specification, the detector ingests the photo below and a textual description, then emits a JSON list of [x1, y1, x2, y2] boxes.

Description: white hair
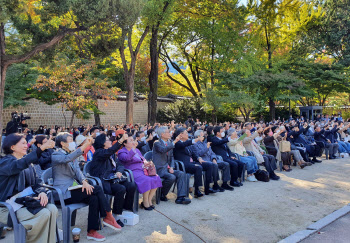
[[194, 130, 204, 138], [156, 126, 169, 138]]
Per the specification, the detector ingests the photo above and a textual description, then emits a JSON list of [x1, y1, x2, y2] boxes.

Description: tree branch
[[134, 26, 150, 55], [3, 27, 84, 66]]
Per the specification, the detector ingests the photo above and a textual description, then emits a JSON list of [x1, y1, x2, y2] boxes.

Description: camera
[[8, 111, 31, 134]]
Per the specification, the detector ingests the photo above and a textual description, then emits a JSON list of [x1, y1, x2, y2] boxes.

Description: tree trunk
[[69, 111, 75, 128], [0, 23, 6, 147], [94, 102, 101, 126], [61, 104, 67, 128], [211, 109, 216, 124], [148, 26, 159, 125], [94, 113, 101, 126], [125, 70, 135, 125], [269, 98, 276, 120]]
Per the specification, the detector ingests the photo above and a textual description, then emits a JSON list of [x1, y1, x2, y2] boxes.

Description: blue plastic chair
[[144, 151, 153, 161], [41, 168, 91, 243]]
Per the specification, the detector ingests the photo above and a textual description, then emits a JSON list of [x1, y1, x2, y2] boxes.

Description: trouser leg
[[110, 183, 126, 215], [217, 161, 230, 183], [198, 162, 213, 189], [184, 163, 203, 190], [160, 172, 176, 196], [173, 170, 187, 198], [223, 158, 238, 183]]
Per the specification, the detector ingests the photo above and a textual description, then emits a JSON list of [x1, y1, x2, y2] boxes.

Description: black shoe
[[282, 166, 292, 172], [160, 195, 168, 202], [312, 158, 322, 163], [175, 197, 191, 204], [221, 184, 234, 191], [231, 181, 241, 187], [194, 190, 204, 198], [140, 202, 153, 211], [329, 156, 336, 159], [205, 188, 218, 195], [239, 182, 244, 186], [117, 219, 125, 227], [213, 185, 225, 192], [270, 174, 280, 180]]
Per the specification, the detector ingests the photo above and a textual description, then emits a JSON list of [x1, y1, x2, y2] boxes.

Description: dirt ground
[[5, 156, 350, 243]]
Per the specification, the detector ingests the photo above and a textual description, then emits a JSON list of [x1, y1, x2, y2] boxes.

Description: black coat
[[38, 148, 54, 170], [173, 140, 197, 164], [89, 142, 124, 179], [210, 136, 233, 160], [0, 149, 43, 202]]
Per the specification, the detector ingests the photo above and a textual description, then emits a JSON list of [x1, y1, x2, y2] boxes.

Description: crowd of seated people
[[1, 113, 350, 242]]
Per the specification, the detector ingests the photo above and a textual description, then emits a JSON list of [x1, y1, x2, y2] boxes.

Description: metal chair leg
[[156, 188, 161, 204], [133, 189, 139, 213]]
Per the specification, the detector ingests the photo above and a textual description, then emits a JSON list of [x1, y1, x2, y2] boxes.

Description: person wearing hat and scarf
[[90, 133, 137, 225]]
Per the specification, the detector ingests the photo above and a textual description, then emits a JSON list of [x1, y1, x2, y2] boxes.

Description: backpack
[[254, 169, 270, 182]]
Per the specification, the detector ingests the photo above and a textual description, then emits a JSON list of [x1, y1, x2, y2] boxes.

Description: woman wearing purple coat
[[118, 137, 162, 211]]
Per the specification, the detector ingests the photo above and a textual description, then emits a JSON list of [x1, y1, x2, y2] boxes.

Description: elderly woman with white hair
[[227, 128, 260, 182]]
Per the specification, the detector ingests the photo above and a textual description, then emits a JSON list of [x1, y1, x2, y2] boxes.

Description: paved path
[[301, 212, 350, 243]]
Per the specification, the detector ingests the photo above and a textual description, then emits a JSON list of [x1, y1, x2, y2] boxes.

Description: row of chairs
[[0, 160, 139, 243], [2, 149, 263, 243]]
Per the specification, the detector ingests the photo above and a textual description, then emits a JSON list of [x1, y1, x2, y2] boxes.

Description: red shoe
[[87, 230, 106, 242], [103, 217, 122, 232]]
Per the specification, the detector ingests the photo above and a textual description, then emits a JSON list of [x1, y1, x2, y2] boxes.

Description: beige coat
[[228, 138, 246, 156], [242, 132, 265, 163]]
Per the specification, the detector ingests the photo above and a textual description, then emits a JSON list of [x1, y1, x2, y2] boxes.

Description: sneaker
[[103, 218, 122, 231], [87, 230, 106, 242], [247, 175, 258, 182]]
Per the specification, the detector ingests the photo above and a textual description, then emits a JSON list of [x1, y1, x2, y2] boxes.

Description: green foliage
[[4, 63, 39, 108], [246, 70, 308, 103], [157, 98, 206, 123], [157, 97, 240, 123], [253, 107, 299, 122], [284, 60, 349, 106]]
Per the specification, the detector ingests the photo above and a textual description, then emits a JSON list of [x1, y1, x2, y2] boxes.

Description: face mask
[[221, 132, 225, 138], [268, 131, 273, 136], [141, 136, 146, 142], [112, 132, 116, 137], [152, 132, 156, 137], [96, 132, 100, 137], [105, 129, 108, 132], [68, 142, 76, 151]]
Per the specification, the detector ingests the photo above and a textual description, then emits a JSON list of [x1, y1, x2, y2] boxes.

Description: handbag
[[254, 169, 270, 182], [279, 140, 291, 152], [103, 173, 127, 184], [143, 161, 157, 176], [141, 156, 157, 176]]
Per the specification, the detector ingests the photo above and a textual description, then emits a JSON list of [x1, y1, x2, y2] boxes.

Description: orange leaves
[[33, 58, 120, 116]]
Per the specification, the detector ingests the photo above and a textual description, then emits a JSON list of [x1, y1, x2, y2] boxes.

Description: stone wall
[[2, 98, 171, 129]]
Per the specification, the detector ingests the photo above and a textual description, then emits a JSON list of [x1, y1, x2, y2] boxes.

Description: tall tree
[[0, 0, 118, 143], [159, 0, 247, 101], [247, 0, 319, 119], [147, 0, 174, 125]]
